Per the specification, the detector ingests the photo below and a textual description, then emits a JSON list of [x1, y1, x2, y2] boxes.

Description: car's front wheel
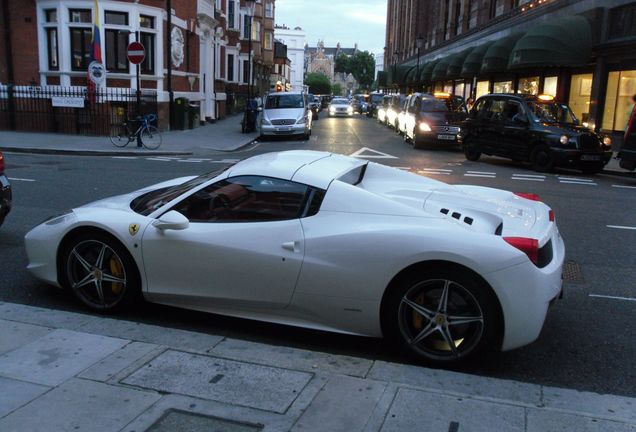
[[385, 266, 499, 365], [61, 232, 141, 312], [463, 138, 481, 161], [530, 145, 554, 172]]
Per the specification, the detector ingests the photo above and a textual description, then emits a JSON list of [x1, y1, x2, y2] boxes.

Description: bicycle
[[109, 114, 162, 150]]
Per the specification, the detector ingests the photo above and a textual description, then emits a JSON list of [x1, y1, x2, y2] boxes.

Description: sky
[[274, 0, 387, 56]]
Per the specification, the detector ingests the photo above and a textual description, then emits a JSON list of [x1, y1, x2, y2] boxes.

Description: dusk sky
[[274, 0, 387, 56]]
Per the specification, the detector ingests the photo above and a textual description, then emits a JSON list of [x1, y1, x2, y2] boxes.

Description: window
[[105, 29, 130, 72], [227, 53, 235, 81], [243, 15, 251, 39], [264, 32, 273, 50], [265, 1, 274, 18], [476, 80, 489, 99], [140, 32, 155, 74], [484, 98, 506, 120], [454, 0, 461, 36], [215, 0, 222, 11], [493, 80, 512, 93], [105, 11, 128, 25], [140, 15, 154, 29], [518, 76, 539, 95], [173, 176, 313, 223], [252, 20, 261, 41], [69, 9, 91, 23], [569, 73, 593, 124], [243, 59, 250, 84], [70, 27, 92, 71], [46, 28, 59, 70], [543, 76, 558, 97], [602, 70, 636, 131], [45, 9, 57, 23]]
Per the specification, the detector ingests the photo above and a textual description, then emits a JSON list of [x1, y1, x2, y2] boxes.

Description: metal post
[[136, 33, 143, 147], [167, 0, 173, 130]]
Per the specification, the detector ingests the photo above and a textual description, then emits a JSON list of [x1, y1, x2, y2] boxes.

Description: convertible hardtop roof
[[226, 150, 366, 189]]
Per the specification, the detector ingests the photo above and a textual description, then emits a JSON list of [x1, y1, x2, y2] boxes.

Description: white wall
[[274, 28, 306, 91]]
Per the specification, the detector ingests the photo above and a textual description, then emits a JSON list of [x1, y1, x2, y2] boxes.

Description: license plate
[[580, 154, 600, 161], [437, 134, 456, 140], [276, 127, 292, 132]]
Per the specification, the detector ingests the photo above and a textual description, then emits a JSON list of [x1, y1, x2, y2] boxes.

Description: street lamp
[[246, 0, 256, 100], [416, 35, 424, 92], [393, 50, 399, 94]]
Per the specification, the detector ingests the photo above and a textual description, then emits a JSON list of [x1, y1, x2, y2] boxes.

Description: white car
[[328, 98, 354, 117], [259, 91, 312, 140], [25, 151, 564, 364]]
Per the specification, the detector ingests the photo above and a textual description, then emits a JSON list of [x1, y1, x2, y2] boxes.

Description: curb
[[0, 147, 193, 157]]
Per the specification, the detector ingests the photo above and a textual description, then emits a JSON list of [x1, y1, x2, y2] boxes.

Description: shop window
[[454, 81, 465, 98], [476, 81, 489, 99], [105, 29, 130, 72], [518, 77, 539, 95], [70, 27, 92, 71], [602, 70, 636, 131], [46, 28, 59, 70], [493, 80, 512, 93], [443, 81, 453, 94], [543, 76, 558, 97], [140, 32, 155, 74], [569, 73, 593, 125]]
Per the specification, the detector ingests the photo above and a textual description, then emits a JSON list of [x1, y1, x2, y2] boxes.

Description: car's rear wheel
[[530, 145, 554, 172], [463, 138, 481, 161], [412, 128, 423, 149], [61, 233, 140, 312], [385, 267, 499, 365]]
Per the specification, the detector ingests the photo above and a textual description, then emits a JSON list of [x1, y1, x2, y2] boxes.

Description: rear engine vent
[[464, 217, 474, 225], [451, 212, 461, 220], [495, 223, 503, 236], [440, 208, 449, 215]]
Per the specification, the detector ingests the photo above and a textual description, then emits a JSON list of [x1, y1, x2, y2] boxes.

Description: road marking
[[559, 180, 597, 186], [112, 156, 138, 159], [210, 159, 241, 163], [612, 184, 636, 189], [177, 159, 205, 163], [465, 173, 496, 178], [394, 167, 411, 170], [417, 170, 450, 175], [8, 177, 35, 182], [558, 177, 594, 182], [589, 294, 636, 302], [606, 225, 636, 230], [422, 168, 452, 172], [467, 170, 496, 175], [350, 147, 398, 159], [146, 157, 173, 162], [512, 176, 544, 181], [512, 173, 546, 178]]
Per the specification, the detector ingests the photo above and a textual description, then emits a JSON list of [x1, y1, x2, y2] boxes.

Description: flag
[[87, 0, 102, 104]]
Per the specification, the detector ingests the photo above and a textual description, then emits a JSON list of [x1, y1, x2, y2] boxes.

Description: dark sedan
[[0, 151, 12, 227], [403, 92, 468, 149]]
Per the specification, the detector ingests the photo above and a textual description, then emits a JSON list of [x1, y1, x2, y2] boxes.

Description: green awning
[[420, 59, 440, 84], [395, 65, 415, 86], [406, 66, 420, 84], [480, 33, 524, 74], [377, 71, 388, 88], [509, 16, 592, 68], [460, 41, 495, 78], [431, 57, 451, 81], [446, 48, 473, 79]]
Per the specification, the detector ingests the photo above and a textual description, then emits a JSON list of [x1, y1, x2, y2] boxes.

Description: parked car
[[396, 95, 411, 136], [377, 95, 392, 124], [352, 94, 368, 113], [259, 91, 312, 140], [459, 94, 612, 174], [328, 97, 354, 117], [308, 93, 322, 121], [0, 151, 11, 227], [386, 95, 407, 130], [25, 150, 564, 365], [367, 92, 384, 118], [403, 92, 468, 149]]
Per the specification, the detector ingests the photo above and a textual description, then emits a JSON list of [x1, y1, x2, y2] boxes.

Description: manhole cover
[[146, 410, 262, 432], [563, 260, 584, 283]]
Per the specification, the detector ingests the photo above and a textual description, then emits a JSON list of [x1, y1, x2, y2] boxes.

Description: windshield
[[420, 98, 450, 112], [265, 94, 305, 109], [370, 94, 383, 103], [527, 101, 579, 125], [130, 167, 230, 216], [331, 98, 349, 105]]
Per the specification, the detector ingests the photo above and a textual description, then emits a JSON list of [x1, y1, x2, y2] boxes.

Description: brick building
[[384, 0, 636, 142], [0, 0, 276, 133]]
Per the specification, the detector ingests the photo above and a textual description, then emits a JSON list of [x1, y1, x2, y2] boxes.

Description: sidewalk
[[0, 114, 257, 156], [0, 301, 634, 432]]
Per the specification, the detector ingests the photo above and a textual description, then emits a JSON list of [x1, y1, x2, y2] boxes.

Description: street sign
[[127, 42, 145, 64]]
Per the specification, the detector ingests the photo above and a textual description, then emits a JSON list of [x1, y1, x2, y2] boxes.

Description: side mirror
[[512, 114, 529, 125], [153, 210, 189, 231]]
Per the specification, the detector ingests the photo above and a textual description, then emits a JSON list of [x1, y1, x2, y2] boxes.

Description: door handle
[[281, 241, 300, 252]]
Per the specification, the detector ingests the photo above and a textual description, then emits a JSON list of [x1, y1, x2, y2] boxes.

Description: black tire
[[109, 124, 130, 147], [384, 265, 499, 365], [141, 125, 162, 150], [530, 145, 554, 172], [412, 128, 424, 150], [61, 232, 141, 312], [463, 138, 481, 161]]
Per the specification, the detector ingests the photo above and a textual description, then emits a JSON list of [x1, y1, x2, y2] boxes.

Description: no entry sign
[[127, 42, 145, 64]]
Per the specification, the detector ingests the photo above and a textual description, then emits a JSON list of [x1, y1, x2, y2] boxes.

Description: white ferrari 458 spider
[[25, 150, 564, 364]]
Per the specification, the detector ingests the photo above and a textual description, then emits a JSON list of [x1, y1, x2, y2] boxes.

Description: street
[[1, 114, 635, 397]]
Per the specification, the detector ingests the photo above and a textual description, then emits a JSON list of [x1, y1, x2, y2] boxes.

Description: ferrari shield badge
[[129, 223, 140, 236]]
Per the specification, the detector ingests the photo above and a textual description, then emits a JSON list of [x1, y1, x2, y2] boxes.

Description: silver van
[[259, 91, 312, 140]]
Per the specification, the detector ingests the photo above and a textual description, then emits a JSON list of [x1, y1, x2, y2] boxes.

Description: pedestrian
[[618, 94, 636, 170], [466, 97, 475, 111]]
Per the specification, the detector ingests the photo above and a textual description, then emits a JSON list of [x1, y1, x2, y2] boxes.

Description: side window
[[503, 100, 525, 123], [173, 176, 311, 222], [485, 99, 506, 121], [470, 98, 486, 118]]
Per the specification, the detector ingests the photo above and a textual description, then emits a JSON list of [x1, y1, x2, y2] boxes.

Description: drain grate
[[563, 260, 584, 283], [146, 410, 263, 432]]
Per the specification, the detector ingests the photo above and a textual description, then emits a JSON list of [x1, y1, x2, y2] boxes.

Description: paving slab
[[0, 319, 52, 355], [78, 341, 160, 382], [122, 349, 313, 414], [0, 302, 92, 329], [0, 376, 50, 418], [379, 387, 526, 432], [526, 408, 636, 432], [78, 317, 224, 352], [0, 378, 160, 432], [368, 360, 542, 405], [543, 386, 636, 423], [291, 375, 386, 432], [0, 329, 128, 386], [146, 409, 263, 432], [210, 338, 373, 377]]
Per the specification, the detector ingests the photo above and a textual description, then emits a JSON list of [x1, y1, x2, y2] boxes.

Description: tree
[[349, 51, 375, 90], [305, 72, 331, 95], [332, 83, 343, 96], [335, 54, 351, 74]]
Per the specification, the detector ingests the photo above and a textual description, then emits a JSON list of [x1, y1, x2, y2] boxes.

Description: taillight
[[549, 210, 555, 222], [0, 153, 4, 172], [504, 237, 539, 265], [514, 192, 541, 201]]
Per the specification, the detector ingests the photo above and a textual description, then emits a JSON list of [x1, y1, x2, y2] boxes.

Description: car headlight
[[419, 122, 432, 132], [347, 106, 353, 113], [262, 117, 271, 126], [559, 135, 569, 145], [329, 107, 335, 113], [603, 136, 612, 146], [295, 116, 307, 125]]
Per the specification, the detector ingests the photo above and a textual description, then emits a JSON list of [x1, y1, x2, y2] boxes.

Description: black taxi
[[459, 94, 612, 174], [403, 92, 468, 149]]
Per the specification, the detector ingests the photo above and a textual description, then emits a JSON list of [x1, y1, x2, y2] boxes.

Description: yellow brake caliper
[[109, 258, 124, 295]]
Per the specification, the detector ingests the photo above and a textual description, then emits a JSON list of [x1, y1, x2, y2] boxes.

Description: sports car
[[25, 150, 564, 364]]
